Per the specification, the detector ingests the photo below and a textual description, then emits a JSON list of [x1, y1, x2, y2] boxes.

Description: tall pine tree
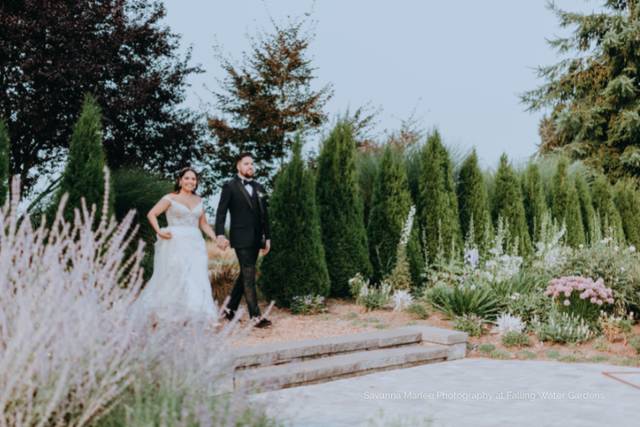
[[614, 179, 640, 248], [260, 139, 330, 306], [367, 145, 412, 282], [0, 119, 8, 206], [591, 174, 625, 241], [417, 130, 462, 263], [316, 121, 372, 296], [551, 158, 585, 246], [456, 149, 492, 250], [51, 94, 113, 221], [521, 162, 547, 243], [491, 154, 531, 255]]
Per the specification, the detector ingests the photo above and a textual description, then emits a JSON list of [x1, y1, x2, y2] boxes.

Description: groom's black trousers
[[226, 245, 261, 319]]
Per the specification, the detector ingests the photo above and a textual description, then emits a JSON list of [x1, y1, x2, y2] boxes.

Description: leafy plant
[[501, 331, 531, 348], [425, 282, 501, 320], [532, 310, 594, 344], [453, 314, 485, 337], [290, 294, 328, 315]]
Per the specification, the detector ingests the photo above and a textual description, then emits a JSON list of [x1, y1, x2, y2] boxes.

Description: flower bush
[[290, 294, 327, 315], [493, 313, 525, 334], [544, 276, 613, 323], [531, 309, 594, 343], [0, 174, 270, 427]]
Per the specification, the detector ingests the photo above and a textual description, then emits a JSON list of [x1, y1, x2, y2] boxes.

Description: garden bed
[[228, 299, 640, 367]]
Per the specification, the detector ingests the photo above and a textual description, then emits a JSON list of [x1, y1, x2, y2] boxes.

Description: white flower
[[392, 290, 413, 312], [494, 313, 525, 334], [464, 248, 480, 269], [629, 245, 636, 253]]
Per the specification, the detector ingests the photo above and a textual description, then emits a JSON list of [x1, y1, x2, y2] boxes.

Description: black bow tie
[[241, 179, 253, 186]]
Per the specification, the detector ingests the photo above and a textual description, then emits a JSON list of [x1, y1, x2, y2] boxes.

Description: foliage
[[208, 17, 332, 185], [501, 331, 531, 348], [384, 206, 416, 291], [50, 94, 113, 222], [457, 149, 492, 250], [417, 130, 462, 263], [523, 1, 640, 179], [550, 158, 585, 246], [532, 309, 594, 344], [521, 162, 548, 243], [574, 172, 597, 243], [491, 154, 532, 256], [0, 0, 203, 192], [259, 139, 330, 306], [317, 122, 372, 296], [453, 314, 485, 337], [406, 302, 430, 319], [367, 145, 412, 282], [290, 294, 328, 315], [598, 312, 634, 342], [425, 282, 501, 320], [349, 273, 392, 311], [614, 178, 640, 247], [629, 335, 640, 354], [544, 276, 614, 323], [560, 237, 640, 313], [591, 174, 625, 242], [392, 290, 414, 311], [493, 313, 525, 334]]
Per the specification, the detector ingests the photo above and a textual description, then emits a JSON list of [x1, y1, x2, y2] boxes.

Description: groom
[[215, 152, 272, 328]]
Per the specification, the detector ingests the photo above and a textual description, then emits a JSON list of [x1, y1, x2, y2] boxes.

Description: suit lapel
[[235, 178, 255, 210]]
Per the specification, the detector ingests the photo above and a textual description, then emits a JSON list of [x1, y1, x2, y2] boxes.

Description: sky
[[162, 0, 599, 170]]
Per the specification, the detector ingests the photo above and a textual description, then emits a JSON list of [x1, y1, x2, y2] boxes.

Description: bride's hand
[[157, 230, 172, 240]]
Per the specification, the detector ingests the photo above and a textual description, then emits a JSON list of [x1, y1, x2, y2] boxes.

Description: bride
[[136, 167, 219, 324]]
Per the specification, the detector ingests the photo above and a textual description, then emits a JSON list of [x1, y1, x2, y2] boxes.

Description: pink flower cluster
[[544, 276, 614, 306]]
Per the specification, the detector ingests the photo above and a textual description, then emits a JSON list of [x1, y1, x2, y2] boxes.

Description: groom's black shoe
[[253, 318, 272, 328], [221, 308, 235, 322]]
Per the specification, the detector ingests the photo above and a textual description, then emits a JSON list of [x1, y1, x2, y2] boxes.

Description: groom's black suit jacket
[[215, 176, 271, 249]]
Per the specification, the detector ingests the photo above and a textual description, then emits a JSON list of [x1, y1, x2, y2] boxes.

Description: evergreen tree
[[0, 119, 9, 206], [551, 159, 585, 246], [417, 130, 462, 263], [523, 2, 640, 179], [456, 149, 492, 250], [51, 94, 113, 221], [574, 173, 597, 243], [367, 145, 412, 282], [260, 139, 330, 306], [491, 154, 531, 255], [614, 179, 640, 247], [591, 174, 625, 241], [316, 121, 372, 296], [521, 162, 547, 242]]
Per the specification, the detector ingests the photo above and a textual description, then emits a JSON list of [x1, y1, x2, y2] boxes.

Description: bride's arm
[[199, 212, 216, 240], [147, 196, 172, 239]]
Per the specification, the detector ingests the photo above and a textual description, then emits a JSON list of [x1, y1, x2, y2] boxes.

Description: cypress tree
[[260, 139, 330, 306], [0, 119, 9, 206], [367, 145, 412, 282], [521, 162, 547, 242], [316, 121, 372, 296], [51, 94, 113, 221], [591, 174, 625, 241], [551, 159, 585, 246], [614, 179, 640, 248], [491, 154, 531, 255], [574, 173, 597, 243], [417, 130, 462, 263], [456, 149, 492, 250]]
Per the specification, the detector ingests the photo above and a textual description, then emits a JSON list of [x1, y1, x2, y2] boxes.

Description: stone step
[[232, 328, 424, 370], [234, 343, 449, 392]]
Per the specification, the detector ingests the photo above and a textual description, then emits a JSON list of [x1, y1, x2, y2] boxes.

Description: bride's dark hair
[[174, 167, 199, 194]]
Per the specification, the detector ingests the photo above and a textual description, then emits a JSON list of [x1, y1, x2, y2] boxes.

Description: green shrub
[[259, 139, 330, 306], [628, 335, 640, 354], [426, 283, 501, 320], [457, 149, 492, 250], [453, 314, 485, 337], [532, 310, 594, 343], [317, 122, 372, 296], [478, 343, 496, 353], [406, 302, 430, 319], [290, 294, 328, 315], [501, 331, 531, 348]]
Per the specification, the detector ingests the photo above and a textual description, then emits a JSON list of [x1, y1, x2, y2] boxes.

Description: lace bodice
[[162, 195, 203, 228]]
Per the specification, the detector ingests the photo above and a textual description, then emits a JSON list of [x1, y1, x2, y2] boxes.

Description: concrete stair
[[230, 325, 467, 392]]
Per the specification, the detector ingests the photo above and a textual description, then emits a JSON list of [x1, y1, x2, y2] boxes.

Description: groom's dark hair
[[236, 152, 253, 164]]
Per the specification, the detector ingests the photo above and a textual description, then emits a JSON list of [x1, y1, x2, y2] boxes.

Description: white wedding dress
[[136, 195, 218, 323]]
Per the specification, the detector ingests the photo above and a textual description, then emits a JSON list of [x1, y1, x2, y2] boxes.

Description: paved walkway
[[250, 358, 640, 427]]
